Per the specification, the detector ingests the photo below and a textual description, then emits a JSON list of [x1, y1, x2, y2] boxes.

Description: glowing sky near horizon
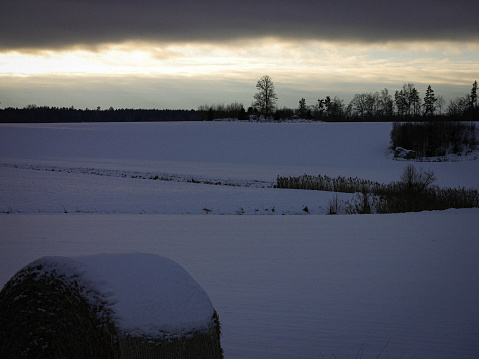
[[1, 0, 478, 109]]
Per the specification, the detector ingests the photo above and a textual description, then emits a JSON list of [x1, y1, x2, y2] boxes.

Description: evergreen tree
[[298, 98, 307, 118], [323, 96, 344, 118], [471, 80, 478, 109], [238, 106, 248, 121], [395, 89, 408, 116], [423, 85, 437, 116], [395, 83, 420, 116], [409, 87, 421, 116], [207, 107, 214, 121], [316, 98, 325, 118]]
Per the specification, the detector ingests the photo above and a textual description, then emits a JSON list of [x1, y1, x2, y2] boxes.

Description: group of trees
[[200, 76, 478, 122], [197, 102, 248, 121], [0, 106, 200, 123], [296, 80, 478, 121]]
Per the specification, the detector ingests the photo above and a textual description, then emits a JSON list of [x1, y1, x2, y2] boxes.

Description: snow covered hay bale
[[0, 253, 223, 359]]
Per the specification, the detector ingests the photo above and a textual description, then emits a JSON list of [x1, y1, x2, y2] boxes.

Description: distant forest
[[0, 106, 200, 123], [1, 80, 477, 123]]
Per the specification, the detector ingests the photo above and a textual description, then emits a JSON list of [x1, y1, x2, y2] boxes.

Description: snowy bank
[[0, 253, 222, 358]]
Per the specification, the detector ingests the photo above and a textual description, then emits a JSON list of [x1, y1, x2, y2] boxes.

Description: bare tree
[[447, 95, 470, 116], [378, 88, 394, 117], [350, 93, 376, 118], [400, 164, 436, 194], [253, 75, 278, 117]]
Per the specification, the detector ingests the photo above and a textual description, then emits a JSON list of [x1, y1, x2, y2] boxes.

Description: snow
[[394, 146, 416, 159], [2, 212, 479, 358], [1, 121, 478, 188], [20, 253, 214, 337], [0, 164, 354, 215], [1, 121, 479, 358]]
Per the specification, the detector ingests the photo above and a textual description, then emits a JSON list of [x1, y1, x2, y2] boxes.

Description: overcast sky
[[1, 0, 479, 109]]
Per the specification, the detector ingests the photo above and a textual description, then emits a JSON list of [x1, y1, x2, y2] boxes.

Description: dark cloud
[[2, 0, 479, 50]]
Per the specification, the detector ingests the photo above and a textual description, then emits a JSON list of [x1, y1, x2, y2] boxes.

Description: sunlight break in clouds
[[3, 40, 478, 79], [1, 40, 478, 109]]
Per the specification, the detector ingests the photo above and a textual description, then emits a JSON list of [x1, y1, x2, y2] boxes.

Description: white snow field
[[1, 121, 479, 358]]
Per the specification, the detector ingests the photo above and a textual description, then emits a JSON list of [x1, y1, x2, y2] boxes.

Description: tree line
[[0, 106, 200, 123], [1, 77, 477, 123], [198, 77, 479, 122]]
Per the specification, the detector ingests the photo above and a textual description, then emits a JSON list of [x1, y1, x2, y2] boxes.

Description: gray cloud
[[2, 0, 479, 50]]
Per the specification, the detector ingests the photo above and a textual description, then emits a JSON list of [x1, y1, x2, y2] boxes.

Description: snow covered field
[[1, 121, 479, 358]]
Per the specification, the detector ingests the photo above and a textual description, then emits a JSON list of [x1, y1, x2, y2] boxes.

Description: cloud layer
[[2, 0, 479, 50]]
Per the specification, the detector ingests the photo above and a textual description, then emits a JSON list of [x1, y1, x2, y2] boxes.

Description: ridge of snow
[[0, 162, 272, 188]]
